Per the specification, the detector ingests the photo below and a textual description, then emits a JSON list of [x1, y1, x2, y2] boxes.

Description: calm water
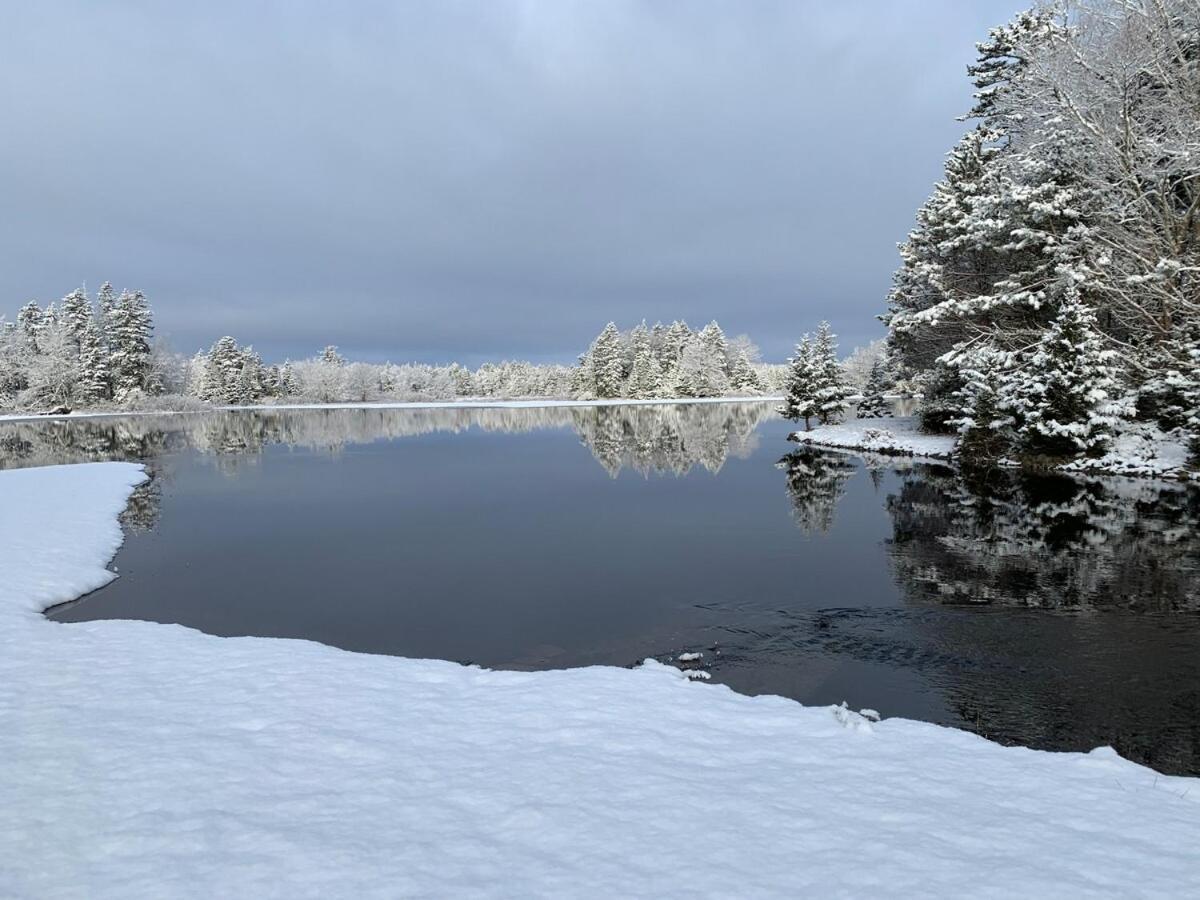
[[6, 402, 1199, 774]]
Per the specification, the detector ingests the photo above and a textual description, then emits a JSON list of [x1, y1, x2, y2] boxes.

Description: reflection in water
[[885, 463, 1200, 612], [0, 402, 776, 479], [778, 448, 859, 536], [7, 404, 1200, 774], [833, 455, 1199, 772]]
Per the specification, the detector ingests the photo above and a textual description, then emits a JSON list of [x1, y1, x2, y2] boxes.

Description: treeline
[[0, 291, 789, 412], [880, 1, 1200, 464], [0, 285, 162, 410]]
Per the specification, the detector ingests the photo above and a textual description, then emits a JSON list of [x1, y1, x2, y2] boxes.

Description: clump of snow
[[2, 462, 1199, 896], [790, 416, 957, 460], [676, 651, 704, 662], [1062, 421, 1196, 481]]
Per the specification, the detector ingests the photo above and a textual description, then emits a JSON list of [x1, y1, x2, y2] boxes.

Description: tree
[[107, 289, 154, 398], [729, 349, 763, 393], [77, 316, 110, 404], [589, 323, 625, 398], [1001, 290, 1127, 458], [627, 324, 662, 398], [856, 356, 890, 418], [60, 288, 92, 353], [779, 336, 819, 429], [810, 322, 851, 424]]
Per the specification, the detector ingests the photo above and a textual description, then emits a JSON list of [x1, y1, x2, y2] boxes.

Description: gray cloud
[[0, 1, 1026, 363]]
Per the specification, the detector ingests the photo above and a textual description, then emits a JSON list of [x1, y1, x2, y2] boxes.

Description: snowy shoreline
[[0, 394, 782, 425], [3, 462, 1199, 896], [790, 416, 1198, 482]]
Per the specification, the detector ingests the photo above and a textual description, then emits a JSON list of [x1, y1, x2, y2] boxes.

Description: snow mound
[[790, 416, 957, 460], [2, 463, 1198, 897]]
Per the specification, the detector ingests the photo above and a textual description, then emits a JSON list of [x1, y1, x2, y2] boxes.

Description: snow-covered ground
[[0, 395, 783, 425], [3, 463, 1199, 897], [792, 416, 1197, 480], [789, 416, 957, 460]]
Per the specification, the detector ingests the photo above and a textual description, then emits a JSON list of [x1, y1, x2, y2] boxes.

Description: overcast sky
[[1, 1, 1024, 364]]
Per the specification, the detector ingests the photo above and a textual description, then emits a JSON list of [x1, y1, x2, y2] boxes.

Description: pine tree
[[729, 349, 763, 393], [77, 316, 110, 404], [278, 361, 301, 397], [676, 331, 730, 398], [779, 336, 820, 429], [321, 345, 345, 367], [627, 325, 662, 398], [1002, 290, 1127, 458], [60, 288, 92, 353], [856, 357, 890, 418], [107, 289, 154, 398], [589, 323, 625, 398], [945, 343, 1014, 463], [810, 322, 851, 424], [17, 301, 44, 351]]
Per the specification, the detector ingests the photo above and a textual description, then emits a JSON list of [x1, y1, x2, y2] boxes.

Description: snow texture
[[790, 416, 957, 460], [3, 463, 1199, 897], [793, 415, 1196, 481]]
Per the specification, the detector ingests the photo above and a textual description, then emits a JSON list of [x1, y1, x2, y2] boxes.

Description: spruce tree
[[810, 322, 851, 424], [107, 289, 154, 398], [60, 288, 92, 353], [1002, 290, 1126, 458], [856, 357, 890, 418], [589, 323, 625, 398], [779, 336, 820, 429], [77, 316, 110, 404], [627, 326, 661, 398]]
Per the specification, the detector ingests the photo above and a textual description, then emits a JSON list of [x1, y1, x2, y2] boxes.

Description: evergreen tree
[[17, 301, 44, 351], [779, 336, 820, 429], [107, 289, 154, 398], [1001, 290, 1127, 458], [60, 288, 92, 353], [278, 361, 301, 397], [729, 349, 763, 393], [77, 316, 110, 404], [810, 322, 851, 424], [589, 323, 625, 398], [676, 331, 730, 397], [627, 325, 661, 398], [945, 343, 1014, 463], [856, 357, 890, 418], [321, 345, 345, 367]]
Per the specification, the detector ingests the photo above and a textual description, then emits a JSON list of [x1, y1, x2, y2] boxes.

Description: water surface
[[6, 402, 1198, 774]]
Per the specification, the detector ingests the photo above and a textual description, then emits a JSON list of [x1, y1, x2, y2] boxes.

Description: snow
[[792, 416, 1197, 481], [790, 416, 957, 460], [0, 395, 783, 425], [3, 463, 1199, 897]]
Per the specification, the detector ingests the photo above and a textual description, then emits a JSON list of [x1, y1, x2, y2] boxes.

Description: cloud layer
[[1, 1, 1024, 363]]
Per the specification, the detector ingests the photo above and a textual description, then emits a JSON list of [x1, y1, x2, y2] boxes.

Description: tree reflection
[[886, 463, 1200, 611], [0, 401, 777, 479], [778, 447, 858, 536]]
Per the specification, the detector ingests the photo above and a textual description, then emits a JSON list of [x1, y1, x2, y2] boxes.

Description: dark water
[[5, 403, 1199, 774]]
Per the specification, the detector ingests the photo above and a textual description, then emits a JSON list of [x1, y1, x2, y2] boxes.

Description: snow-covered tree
[[77, 316, 110, 404], [856, 356, 891, 418], [945, 343, 1014, 463], [627, 324, 662, 398], [779, 336, 820, 428], [810, 322, 851, 424], [1002, 290, 1128, 458], [107, 289, 154, 398], [589, 323, 625, 399]]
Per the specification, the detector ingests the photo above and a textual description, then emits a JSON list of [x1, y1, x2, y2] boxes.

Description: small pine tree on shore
[[1002, 291, 1127, 458], [779, 336, 820, 429], [811, 322, 851, 424]]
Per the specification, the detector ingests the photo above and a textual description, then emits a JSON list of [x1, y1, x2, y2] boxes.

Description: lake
[[6, 401, 1198, 774]]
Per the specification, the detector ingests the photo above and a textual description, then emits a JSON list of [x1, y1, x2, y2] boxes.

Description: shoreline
[[789, 416, 1197, 483], [0, 395, 783, 426]]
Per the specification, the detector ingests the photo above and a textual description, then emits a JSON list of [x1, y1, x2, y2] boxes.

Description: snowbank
[[2, 463, 1198, 897], [789, 416, 957, 460], [0, 395, 783, 425], [792, 416, 1197, 481]]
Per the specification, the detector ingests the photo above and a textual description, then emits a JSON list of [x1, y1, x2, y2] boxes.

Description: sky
[[0, 1, 1026, 365]]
